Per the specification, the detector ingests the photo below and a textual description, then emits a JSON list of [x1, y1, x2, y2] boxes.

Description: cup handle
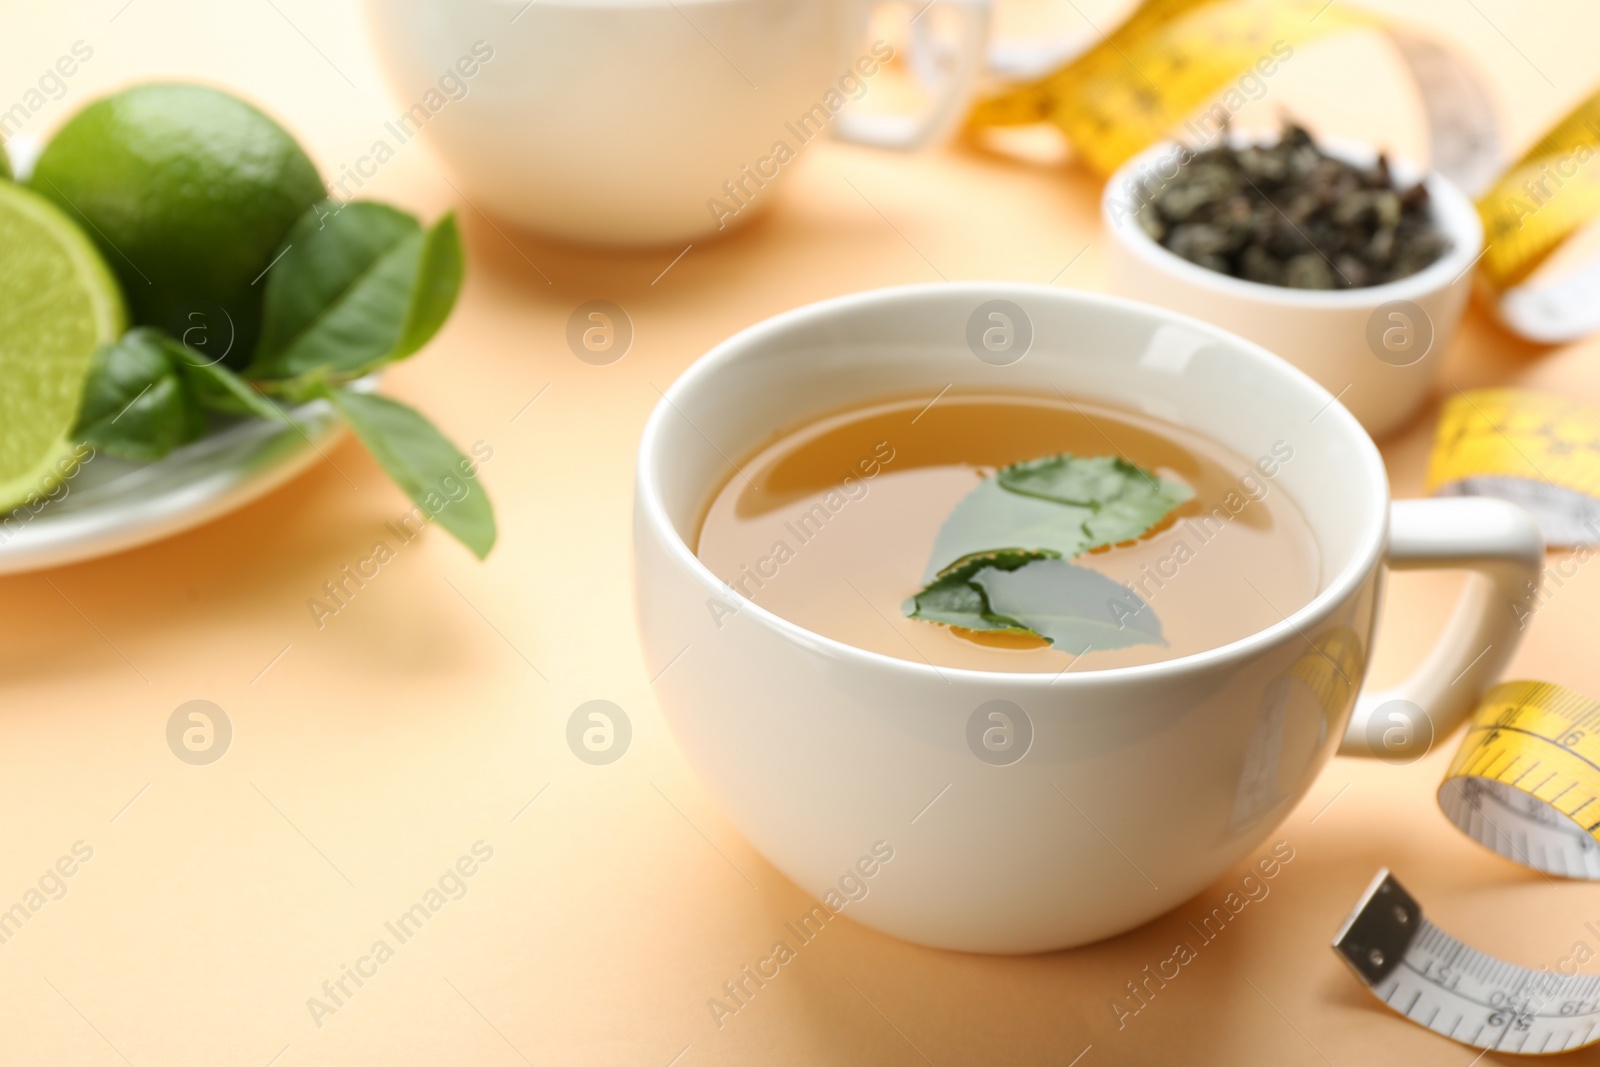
[[833, 0, 991, 151], [1338, 498, 1544, 759]]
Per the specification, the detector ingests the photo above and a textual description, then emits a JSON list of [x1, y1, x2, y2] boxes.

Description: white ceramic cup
[[363, 0, 990, 247], [1103, 138, 1484, 440], [634, 283, 1542, 953]]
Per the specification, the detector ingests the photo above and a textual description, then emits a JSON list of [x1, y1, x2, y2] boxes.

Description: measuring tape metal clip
[[1332, 681, 1600, 1053], [1335, 869, 1600, 1055]]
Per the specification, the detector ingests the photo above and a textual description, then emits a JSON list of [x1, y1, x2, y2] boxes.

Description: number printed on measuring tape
[[1439, 681, 1600, 879], [1332, 680, 1600, 1053], [1429, 390, 1600, 548], [1334, 870, 1600, 1055], [1475, 85, 1600, 343], [967, 0, 1503, 193]]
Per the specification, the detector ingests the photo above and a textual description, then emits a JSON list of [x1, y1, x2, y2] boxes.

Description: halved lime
[[0, 181, 125, 511]]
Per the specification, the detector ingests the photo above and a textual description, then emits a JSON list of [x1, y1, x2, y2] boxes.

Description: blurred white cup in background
[[364, 0, 990, 247]]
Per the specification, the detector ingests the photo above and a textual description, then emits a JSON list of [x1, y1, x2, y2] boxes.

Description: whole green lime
[[29, 83, 324, 364]]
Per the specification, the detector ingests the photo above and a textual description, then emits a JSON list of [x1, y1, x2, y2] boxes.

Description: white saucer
[[0, 393, 349, 575]]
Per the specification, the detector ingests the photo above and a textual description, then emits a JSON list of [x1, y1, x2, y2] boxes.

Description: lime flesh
[[0, 181, 125, 512]]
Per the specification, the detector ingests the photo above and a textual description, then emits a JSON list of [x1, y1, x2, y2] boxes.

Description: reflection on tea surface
[[696, 393, 1321, 673]]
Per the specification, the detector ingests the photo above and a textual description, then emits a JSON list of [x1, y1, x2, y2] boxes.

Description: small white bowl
[[1102, 136, 1483, 439]]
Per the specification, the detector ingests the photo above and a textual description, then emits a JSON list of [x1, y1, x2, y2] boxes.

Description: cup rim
[[636, 281, 1391, 687], [1100, 135, 1486, 310]]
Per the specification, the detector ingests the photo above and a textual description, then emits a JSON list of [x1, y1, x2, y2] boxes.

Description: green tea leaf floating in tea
[[903, 549, 1053, 634], [1001, 453, 1193, 545], [998, 453, 1151, 506], [970, 558, 1162, 654], [903, 548, 1161, 654], [923, 453, 1192, 581], [698, 394, 1321, 672], [906, 452, 1187, 653]]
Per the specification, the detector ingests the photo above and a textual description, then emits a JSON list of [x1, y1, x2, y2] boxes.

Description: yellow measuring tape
[[1326, 681, 1600, 1055], [968, 0, 1502, 190], [968, 0, 1377, 175], [1428, 389, 1600, 547], [1327, 392, 1600, 1051], [1439, 680, 1600, 879], [1426, 395, 1600, 844], [970, 0, 1600, 341], [1477, 88, 1600, 292], [1475, 88, 1600, 342]]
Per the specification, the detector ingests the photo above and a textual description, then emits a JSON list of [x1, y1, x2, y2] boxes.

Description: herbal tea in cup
[[696, 392, 1319, 673], [636, 282, 1540, 951]]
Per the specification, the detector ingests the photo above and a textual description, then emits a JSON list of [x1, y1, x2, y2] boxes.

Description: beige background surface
[[5, 1, 1600, 1063]]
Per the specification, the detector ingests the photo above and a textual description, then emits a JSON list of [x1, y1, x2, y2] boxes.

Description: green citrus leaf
[[395, 212, 462, 360], [324, 387, 496, 559], [178, 350, 290, 423], [250, 201, 461, 380], [73, 327, 205, 461]]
